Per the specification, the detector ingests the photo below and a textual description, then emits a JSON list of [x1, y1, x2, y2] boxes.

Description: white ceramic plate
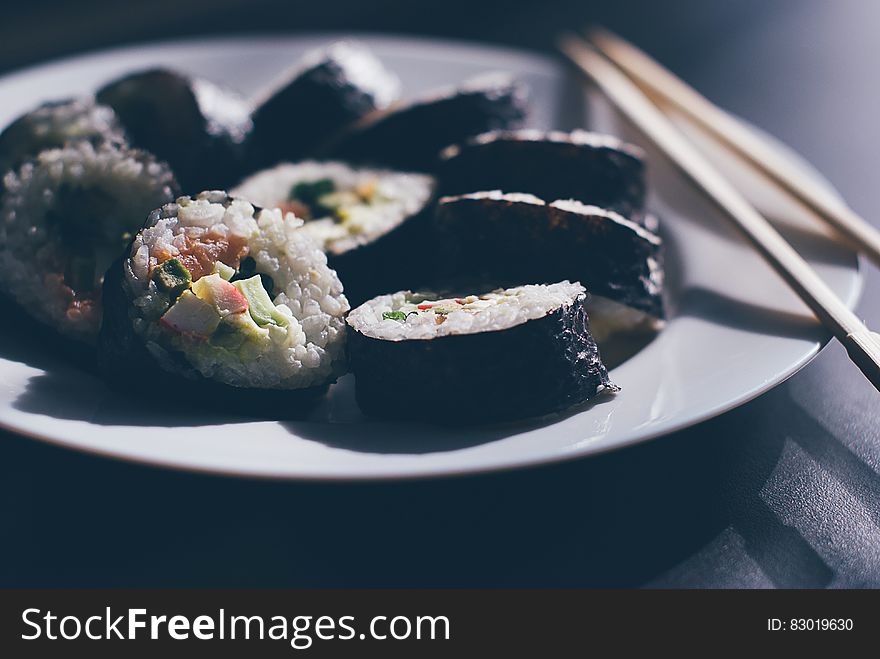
[[0, 35, 861, 480]]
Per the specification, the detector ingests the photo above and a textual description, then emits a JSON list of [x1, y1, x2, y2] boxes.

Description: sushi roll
[[97, 69, 252, 192], [0, 141, 177, 344], [0, 97, 127, 175], [347, 281, 616, 423], [325, 73, 528, 172], [232, 161, 435, 306], [248, 41, 400, 167], [438, 129, 649, 225], [432, 191, 665, 341], [99, 191, 349, 409]]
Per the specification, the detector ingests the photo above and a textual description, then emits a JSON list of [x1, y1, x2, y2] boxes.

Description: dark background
[[1, 0, 879, 587]]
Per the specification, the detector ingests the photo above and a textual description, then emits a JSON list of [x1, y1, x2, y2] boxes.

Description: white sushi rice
[[125, 191, 349, 388], [232, 161, 433, 254], [0, 141, 176, 342], [348, 281, 585, 341], [0, 97, 125, 172]]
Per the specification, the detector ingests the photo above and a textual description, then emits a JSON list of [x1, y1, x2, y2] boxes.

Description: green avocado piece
[[152, 258, 192, 298], [233, 275, 288, 327]]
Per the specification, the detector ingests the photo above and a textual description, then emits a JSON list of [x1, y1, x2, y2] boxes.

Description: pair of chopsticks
[[559, 28, 880, 392]]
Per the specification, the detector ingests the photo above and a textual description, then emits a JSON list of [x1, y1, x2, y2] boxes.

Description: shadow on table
[[4, 368, 876, 587], [0, 399, 762, 587], [658, 217, 825, 342], [10, 369, 261, 428], [0, 313, 257, 428], [675, 286, 823, 341], [284, 388, 619, 455]]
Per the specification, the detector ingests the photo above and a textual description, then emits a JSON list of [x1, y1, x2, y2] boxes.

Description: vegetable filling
[[382, 293, 512, 326], [154, 250, 292, 347], [278, 176, 394, 245]]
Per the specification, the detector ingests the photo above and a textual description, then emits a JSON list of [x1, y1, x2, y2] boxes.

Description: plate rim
[[0, 33, 864, 481]]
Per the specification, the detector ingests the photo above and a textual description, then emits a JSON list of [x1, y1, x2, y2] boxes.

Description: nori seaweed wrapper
[[438, 129, 648, 224], [326, 195, 437, 308], [347, 289, 615, 423], [97, 69, 252, 193], [433, 192, 665, 318], [325, 73, 528, 172], [248, 42, 400, 168], [327, 216, 433, 308]]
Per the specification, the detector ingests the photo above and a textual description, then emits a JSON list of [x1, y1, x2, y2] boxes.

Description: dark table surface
[[1, 0, 878, 588]]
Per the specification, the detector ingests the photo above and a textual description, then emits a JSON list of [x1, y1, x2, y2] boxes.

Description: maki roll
[[0, 97, 126, 175], [438, 129, 648, 225], [232, 161, 435, 305], [347, 281, 616, 423], [0, 141, 177, 344], [97, 69, 252, 192], [433, 191, 664, 341], [248, 41, 400, 167], [99, 191, 349, 409], [325, 73, 528, 172]]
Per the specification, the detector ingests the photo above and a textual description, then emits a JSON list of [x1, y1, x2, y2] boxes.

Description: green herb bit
[[151, 258, 192, 298], [233, 274, 287, 327], [434, 308, 450, 315], [290, 178, 336, 205], [382, 311, 407, 321]]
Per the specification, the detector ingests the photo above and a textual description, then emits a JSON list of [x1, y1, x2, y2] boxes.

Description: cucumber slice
[[233, 275, 289, 327]]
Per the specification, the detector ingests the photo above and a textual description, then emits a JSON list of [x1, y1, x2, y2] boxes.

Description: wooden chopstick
[[558, 34, 880, 392], [587, 26, 880, 269]]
